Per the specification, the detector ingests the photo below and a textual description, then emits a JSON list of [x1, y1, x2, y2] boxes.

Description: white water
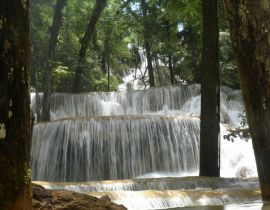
[[31, 116, 200, 181], [31, 81, 257, 181], [220, 126, 257, 178], [31, 85, 244, 125], [31, 85, 201, 120], [34, 178, 261, 210], [34, 177, 259, 193], [86, 189, 261, 210], [31, 118, 257, 182], [30, 69, 259, 209], [34, 177, 261, 210]]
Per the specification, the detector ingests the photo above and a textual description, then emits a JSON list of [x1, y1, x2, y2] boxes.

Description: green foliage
[[52, 64, 73, 92], [30, 0, 240, 92], [220, 31, 239, 88]]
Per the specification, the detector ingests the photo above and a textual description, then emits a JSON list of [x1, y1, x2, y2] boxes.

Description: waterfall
[[31, 85, 243, 124], [31, 117, 257, 182], [34, 177, 261, 210], [31, 83, 257, 182], [34, 177, 260, 193], [85, 189, 261, 210], [30, 80, 259, 209], [35, 177, 260, 210], [31, 116, 200, 182], [31, 85, 201, 121]]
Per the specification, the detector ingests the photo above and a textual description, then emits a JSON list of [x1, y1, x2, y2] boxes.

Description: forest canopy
[[30, 0, 239, 93]]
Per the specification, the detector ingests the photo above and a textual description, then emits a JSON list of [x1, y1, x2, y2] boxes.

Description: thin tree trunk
[[186, 27, 200, 83], [141, 0, 155, 87], [102, 28, 112, 74], [31, 58, 42, 122], [168, 55, 174, 85], [65, 3, 71, 43], [200, 0, 220, 177], [35, 92, 42, 122], [144, 41, 155, 87], [165, 20, 175, 85], [101, 52, 107, 73], [73, 0, 107, 93], [0, 0, 32, 209], [224, 0, 270, 201], [107, 54, 110, 91], [154, 55, 163, 86], [106, 32, 111, 92], [42, 0, 67, 121]]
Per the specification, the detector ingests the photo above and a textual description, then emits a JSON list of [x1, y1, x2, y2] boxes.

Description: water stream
[[34, 177, 261, 210], [32, 116, 200, 181], [30, 79, 259, 209]]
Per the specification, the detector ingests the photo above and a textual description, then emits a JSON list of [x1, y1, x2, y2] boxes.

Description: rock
[[32, 184, 53, 201], [32, 184, 127, 210]]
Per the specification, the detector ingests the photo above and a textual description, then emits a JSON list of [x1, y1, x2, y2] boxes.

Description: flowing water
[[30, 78, 259, 209], [31, 116, 200, 181], [34, 177, 260, 193], [31, 85, 200, 120], [33, 177, 261, 210], [31, 85, 242, 124], [84, 189, 261, 210]]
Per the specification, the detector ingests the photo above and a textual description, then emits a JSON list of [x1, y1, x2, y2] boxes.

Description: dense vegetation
[[2, 0, 270, 208], [30, 0, 239, 94]]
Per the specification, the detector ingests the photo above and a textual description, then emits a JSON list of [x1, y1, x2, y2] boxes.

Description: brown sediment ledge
[[35, 115, 200, 124], [32, 183, 127, 210]]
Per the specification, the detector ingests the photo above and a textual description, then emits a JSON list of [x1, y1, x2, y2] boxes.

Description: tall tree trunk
[[30, 49, 42, 122], [200, 0, 220, 177], [165, 20, 175, 85], [101, 28, 112, 74], [141, 0, 155, 87], [168, 55, 174, 85], [185, 27, 200, 83], [65, 3, 71, 43], [223, 0, 270, 201], [0, 0, 32, 209], [107, 54, 110, 91], [154, 55, 163, 86], [104, 29, 112, 91], [73, 0, 107, 93], [42, 0, 67, 121]]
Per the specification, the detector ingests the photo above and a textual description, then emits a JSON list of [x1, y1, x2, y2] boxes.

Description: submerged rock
[[32, 184, 127, 210]]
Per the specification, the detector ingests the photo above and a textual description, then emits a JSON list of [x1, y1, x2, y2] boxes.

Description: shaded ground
[[32, 184, 127, 210]]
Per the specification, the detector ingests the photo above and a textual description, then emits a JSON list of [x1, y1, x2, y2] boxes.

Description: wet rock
[[32, 184, 127, 210]]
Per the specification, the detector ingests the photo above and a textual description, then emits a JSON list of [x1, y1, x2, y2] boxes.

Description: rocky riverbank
[[32, 184, 127, 210]]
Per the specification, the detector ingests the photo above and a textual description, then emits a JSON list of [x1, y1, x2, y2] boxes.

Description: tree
[[223, 0, 270, 201], [0, 0, 32, 209], [164, 20, 175, 85], [73, 0, 107, 93], [42, 0, 68, 121], [199, 0, 220, 177], [141, 0, 155, 87], [29, 0, 239, 93]]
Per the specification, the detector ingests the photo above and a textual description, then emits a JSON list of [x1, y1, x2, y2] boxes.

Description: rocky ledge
[[32, 184, 127, 210]]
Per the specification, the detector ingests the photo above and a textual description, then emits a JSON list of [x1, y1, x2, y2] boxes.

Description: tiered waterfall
[[31, 81, 259, 209]]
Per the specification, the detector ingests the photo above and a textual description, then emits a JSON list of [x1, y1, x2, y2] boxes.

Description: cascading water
[[34, 177, 261, 210], [31, 85, 201, 120], [30, 71, 259, 209], [31, 116, 200, 181], [31, 85, 243, 124], [34, 177, 260, 193], [31, 84, 256, 179]]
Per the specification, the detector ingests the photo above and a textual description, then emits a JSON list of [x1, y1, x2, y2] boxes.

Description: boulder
[[32, 184, 127, 210]]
